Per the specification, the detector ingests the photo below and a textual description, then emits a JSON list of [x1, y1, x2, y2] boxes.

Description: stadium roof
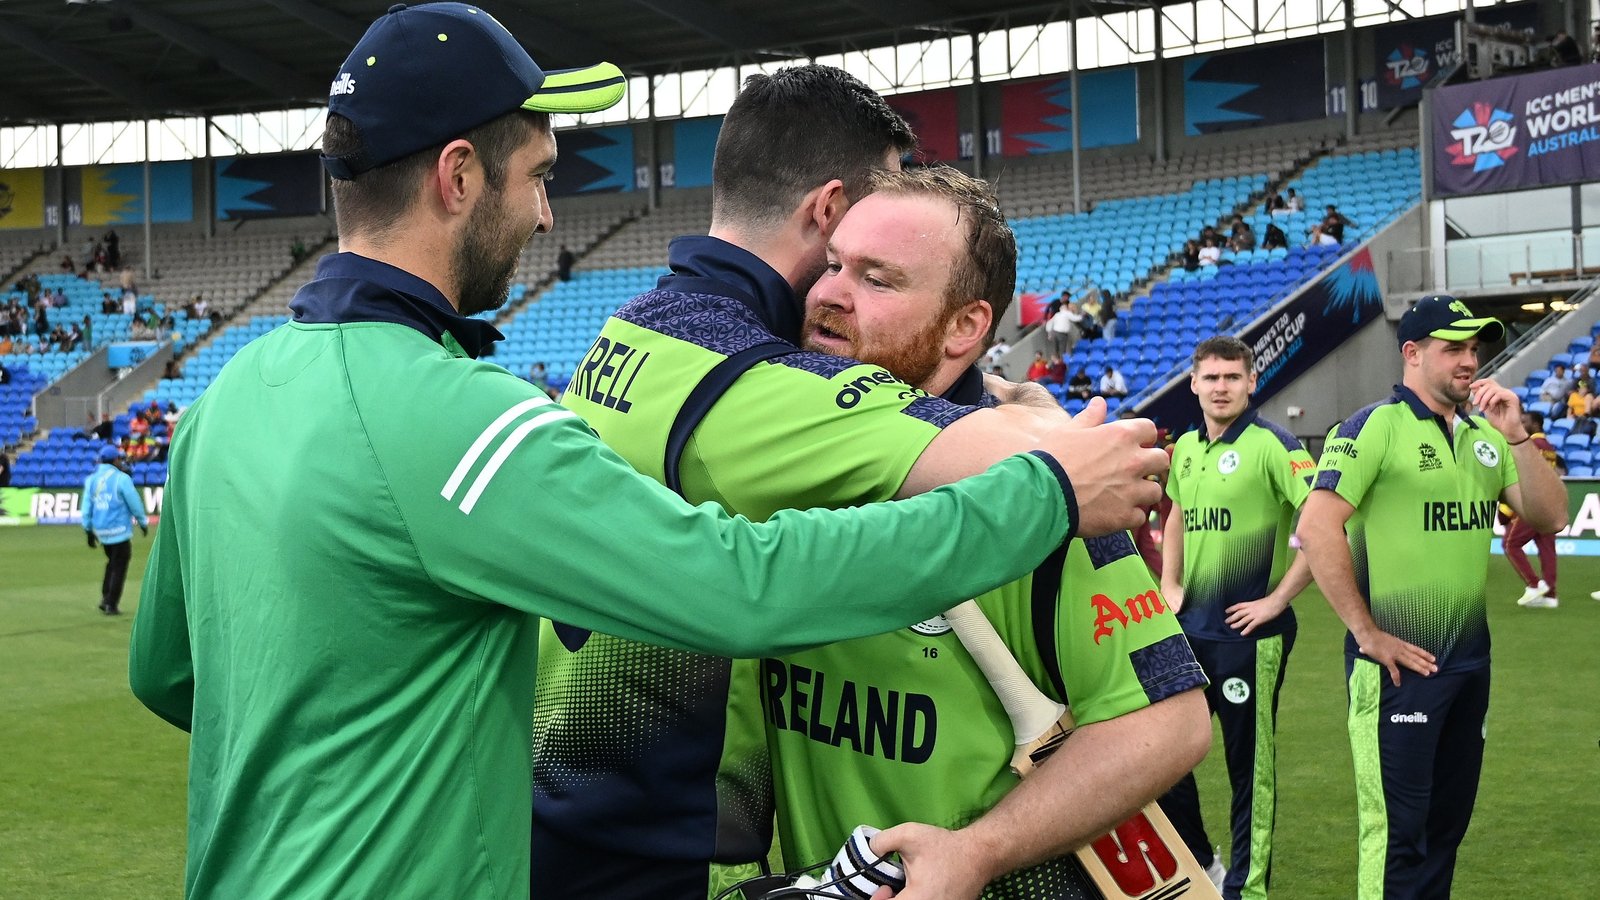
[[0, 0, 1133, 127]]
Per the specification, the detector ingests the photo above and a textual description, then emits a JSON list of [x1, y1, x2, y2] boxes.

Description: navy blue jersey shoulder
[[288, 252, 501, 358], [614, 288, 777, 358], [1252, 416, 1305, 453], [1333, 397, 1398, 441]]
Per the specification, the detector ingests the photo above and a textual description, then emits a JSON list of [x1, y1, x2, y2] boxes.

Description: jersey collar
[[1393, 383, 1482, 432], [662, 235, 801, 342], [1201, 407, 1258, 446], [941, 365, 997, 408], [287, 252, 504, 359]]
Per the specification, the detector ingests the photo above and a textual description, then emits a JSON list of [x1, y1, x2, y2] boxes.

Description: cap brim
[[1430, 317, 1505, 343], [522, 62, 626, 115]]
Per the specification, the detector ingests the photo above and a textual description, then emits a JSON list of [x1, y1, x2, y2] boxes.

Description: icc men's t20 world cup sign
[[1431, 63, 1600, 198]]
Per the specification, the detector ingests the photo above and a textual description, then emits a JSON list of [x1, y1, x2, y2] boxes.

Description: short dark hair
[[1193, 335, 1254, 372], [712, 65, 915, 228], [865, 166, 1016, 339], [321, 109, 548, 238]]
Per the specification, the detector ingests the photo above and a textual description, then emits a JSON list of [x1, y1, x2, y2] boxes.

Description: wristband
[[1508, 435, 1530, 447]]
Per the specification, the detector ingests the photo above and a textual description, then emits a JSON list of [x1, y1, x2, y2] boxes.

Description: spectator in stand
[[984, 337, 1011, 368], [1229, 219, 1256, 253], [1100, 363, 1129, 398], [1262, 223, 1289, 251], [101, 292, 117, 314], [1199, 224, 1220, 246], [0, 448, 10, 487], [291, 236, 309, 265], [1306, 223, 1339, 248], [529, 362, 555, 398], [121, 292, 137, 317], [1068, 365, 1094, 400], [1574, 362, 1596, 395], [1198, 235, 1222, 266], [105, 229, 121, 268], [1286, 188, 1304, 212], [1025, 350, 1049, 382], [1264, 190, 1286, 215], [1046, 300, 1082, 356], [1549, 31, 1582, 66], [64, 324, 82, 352], [1044, 354, 1067, 385], [81, 315, 92, 349], [0, 360, 9, 384], [1569, 384, 1596, 436], [1098, 294, 1119, 340], [1181, 239, 1202, 272], [119, 266, 137, 297], [557, 244, 575, 281], [1587, 336, 1600, 370], [1539, 363, 1575, 414], [90, 413, 114, 442], [59, 254, 74, 273], [1322, 205, 1351, 243], [33, 305, 49, 337], [163, 359, 183, 380]]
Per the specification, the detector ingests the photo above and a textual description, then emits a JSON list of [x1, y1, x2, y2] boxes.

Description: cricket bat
[[942, 600, 1219, 900]]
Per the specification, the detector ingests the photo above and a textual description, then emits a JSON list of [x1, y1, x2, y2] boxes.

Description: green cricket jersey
[[1166, 410, 1315, 641], [1312, 385, 1518, 673], [767, 531, 1205, 899], [128, 253, 1078, 899], [533, 239, 1047, 869]]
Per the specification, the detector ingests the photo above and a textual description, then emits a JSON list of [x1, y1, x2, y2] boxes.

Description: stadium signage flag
[[1431, 63, 1600, 197], [1373, 6, 1537, 109], [1493, 478, 1600, 556], [1142, 249, 1383, 435]]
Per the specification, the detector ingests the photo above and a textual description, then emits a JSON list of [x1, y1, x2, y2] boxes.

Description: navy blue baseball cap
[[99, 444, 123, 462], [321, 2, 626, 180], [1396, 294, 1505, 347]]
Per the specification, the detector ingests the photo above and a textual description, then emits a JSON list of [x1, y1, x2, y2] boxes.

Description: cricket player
[[82, 443, 147, 615], [1502, 410, 1564, 608], [534, 67, 1168, 898], [127, 8, 1109, 897], [1156, 336, 1315, 899], [765, 165, 1211, 898], [1296, 295, 1567, 899]]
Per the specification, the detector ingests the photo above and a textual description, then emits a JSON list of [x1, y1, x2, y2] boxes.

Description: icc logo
[[1384, 43, 1430, 89], [1447, 102, 1518, 172]]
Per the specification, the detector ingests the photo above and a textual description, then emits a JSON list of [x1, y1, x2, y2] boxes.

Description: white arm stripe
[[457, 408, 577, 514], [441, 397, 556, 501]]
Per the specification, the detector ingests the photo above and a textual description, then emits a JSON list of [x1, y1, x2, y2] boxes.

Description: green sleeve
[[1272, 440, 1316, 509], [1315, 412, 1390, 508], [395, 408, 1075, 659], [128, 468, 195, 732], [982, 536, 1200, 729], [685, 358, 955, 519]]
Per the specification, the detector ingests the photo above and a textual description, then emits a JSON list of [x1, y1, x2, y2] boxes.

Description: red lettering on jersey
[[1124, 590, 1165, 623], [1091, 593, 1129, 645], [1291, 458, 1316, 474], [1088, 812, 1180, 896]]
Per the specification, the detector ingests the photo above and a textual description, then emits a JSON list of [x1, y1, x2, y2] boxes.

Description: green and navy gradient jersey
[[128, 253, 1078, 899], [1166, 410, 1314, 641], [1312, 385, 1518, 674], [768, 526, 1205, 899], [535, 237, 1016, 866]]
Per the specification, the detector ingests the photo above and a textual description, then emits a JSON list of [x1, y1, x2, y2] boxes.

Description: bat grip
[[944, 600, 1068, 746]]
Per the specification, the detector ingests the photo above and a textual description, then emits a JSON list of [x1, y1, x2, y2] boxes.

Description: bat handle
[[944, 600, 1069, 746]]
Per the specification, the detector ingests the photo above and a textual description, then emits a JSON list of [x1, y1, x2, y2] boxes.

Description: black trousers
[[101, 539, 132, 610]]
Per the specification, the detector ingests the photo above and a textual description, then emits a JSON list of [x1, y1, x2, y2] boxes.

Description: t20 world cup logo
[[1447, 102, 1518, 172], [1384, 43, 1430, 89]]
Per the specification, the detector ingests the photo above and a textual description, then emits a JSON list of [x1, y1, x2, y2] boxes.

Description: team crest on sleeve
[[909, 615, 952, 636], [1217, 450, 1240, 474], [1473, 440, 1500, 468]]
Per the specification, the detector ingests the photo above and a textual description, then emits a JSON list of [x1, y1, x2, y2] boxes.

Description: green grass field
[[2, 524, 1597, 898]]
